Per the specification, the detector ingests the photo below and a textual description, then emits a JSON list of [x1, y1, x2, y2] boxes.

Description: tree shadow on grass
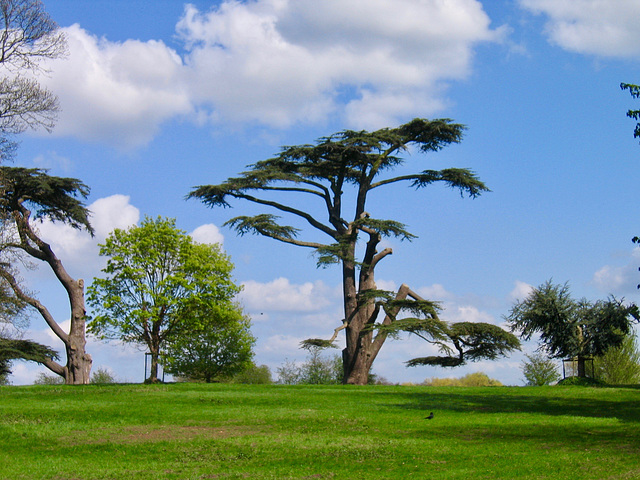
[[384, 386, 640, 424]]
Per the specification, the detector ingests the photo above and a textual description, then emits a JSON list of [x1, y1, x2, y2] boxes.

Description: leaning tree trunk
[[10, 208, 93, 384]]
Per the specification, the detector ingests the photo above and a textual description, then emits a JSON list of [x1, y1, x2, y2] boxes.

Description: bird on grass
[[425, 412, 434, 420]]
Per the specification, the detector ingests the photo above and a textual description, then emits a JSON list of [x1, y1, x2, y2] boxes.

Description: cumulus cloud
[[592, 248, 640, 295], [508, 280, 534, 302], [178, 0, 503, 130], [239, 277, 335, 312], [520, 0, 640, 57], [33, 195, 139, 275], [35, 1, 502, 148], [190, 223, 224, 245], [40, 24, 192, 148]]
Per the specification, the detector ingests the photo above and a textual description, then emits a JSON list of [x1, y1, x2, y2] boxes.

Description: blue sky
[[7, 0, 640, 385]]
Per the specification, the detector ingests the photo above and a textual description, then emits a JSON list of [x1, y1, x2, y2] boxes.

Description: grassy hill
[[1, 383, 639, 479]]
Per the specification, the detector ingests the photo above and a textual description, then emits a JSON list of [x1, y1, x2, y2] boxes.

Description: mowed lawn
[[1, 383, 639, 479]]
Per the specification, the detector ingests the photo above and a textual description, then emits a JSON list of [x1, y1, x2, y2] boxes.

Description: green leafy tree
[[507, 280, 635, 378], [521, 353, 561, 386], [276, 345, 342, 385], [87, 216, 242, 383], [594, 335, 640, 385], [231, 363, 272, 384], [163, 309, 255, 383], [190, 118, 520, 384], [0, 167, 94, 384]]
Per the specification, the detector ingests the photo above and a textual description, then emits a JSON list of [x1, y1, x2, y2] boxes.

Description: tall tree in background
[[507, 280, 635, 378], [88, 217, 242, 383], [0, 0, 67, 161], [0, 167, 94, 384], [190, 118, 506, 385]]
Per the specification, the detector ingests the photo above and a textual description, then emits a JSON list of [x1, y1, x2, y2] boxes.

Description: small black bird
[[425, 412, 434, 420]]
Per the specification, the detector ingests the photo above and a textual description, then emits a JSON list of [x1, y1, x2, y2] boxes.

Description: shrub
[[277, 347, 342, 385], [593, 335, 640, 385], [521, 353, 561, 386], [558, 376, 606, 387], [90, 367, 117, 384], [423, 372, 502, 387], [231, 363, 273, 384], [33, 372, 64, 385]]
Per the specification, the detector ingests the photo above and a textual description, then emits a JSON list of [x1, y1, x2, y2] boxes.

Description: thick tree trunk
[[576, 357, 586, 378], [64, 278, 92, 384], [341, 249, 381, 385]]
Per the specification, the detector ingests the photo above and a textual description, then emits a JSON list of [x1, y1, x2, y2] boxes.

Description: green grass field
[[1, 383, 639, 479]]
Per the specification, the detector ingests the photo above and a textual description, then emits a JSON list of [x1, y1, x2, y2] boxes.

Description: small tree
[[0, 167, 94, 384], [276, 346, 342, 385], [163, 309, 255, 383], [521, 353, 560, 386], [507, 280, 635, 378], [594, 335, 640, 385], [87, 216, 242, 383]]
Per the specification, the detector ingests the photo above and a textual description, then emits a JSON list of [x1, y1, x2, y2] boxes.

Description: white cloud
[[41, 24, 193, 148], [190, 223, 224, 245], [29, 1, 503, 147], [178, 0, 503, 131], [88, 195, 140, 238], [33, 195, 139, 275], [592, 249, 640, 295], [508, 280, 534, 302], [239, 277, 335, 312], [520, 0, 640, 57]]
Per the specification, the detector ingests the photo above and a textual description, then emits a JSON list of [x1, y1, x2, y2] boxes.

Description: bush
[[593, 335, 640, 385], [90, 367, 117, 384], [521, 353, 561, 386], [423, 372, 502, 387], [277, 347, 342, 385], [231, 363, 273, 384], [33, 372, 64, 385], [557, 376, 606, 387]]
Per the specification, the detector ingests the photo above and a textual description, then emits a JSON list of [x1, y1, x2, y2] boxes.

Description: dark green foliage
[[0, 167, 93, 234], [521, 353, 561, 386], [403, 321, 520, 368], [621, 82, 640, 141], [557, 376, 607, 387], [0, 337, 58, 376], [507, 281, 635, 377]]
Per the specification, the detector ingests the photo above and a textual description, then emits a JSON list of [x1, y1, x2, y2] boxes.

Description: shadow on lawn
[[386, 387, 640, 424]]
